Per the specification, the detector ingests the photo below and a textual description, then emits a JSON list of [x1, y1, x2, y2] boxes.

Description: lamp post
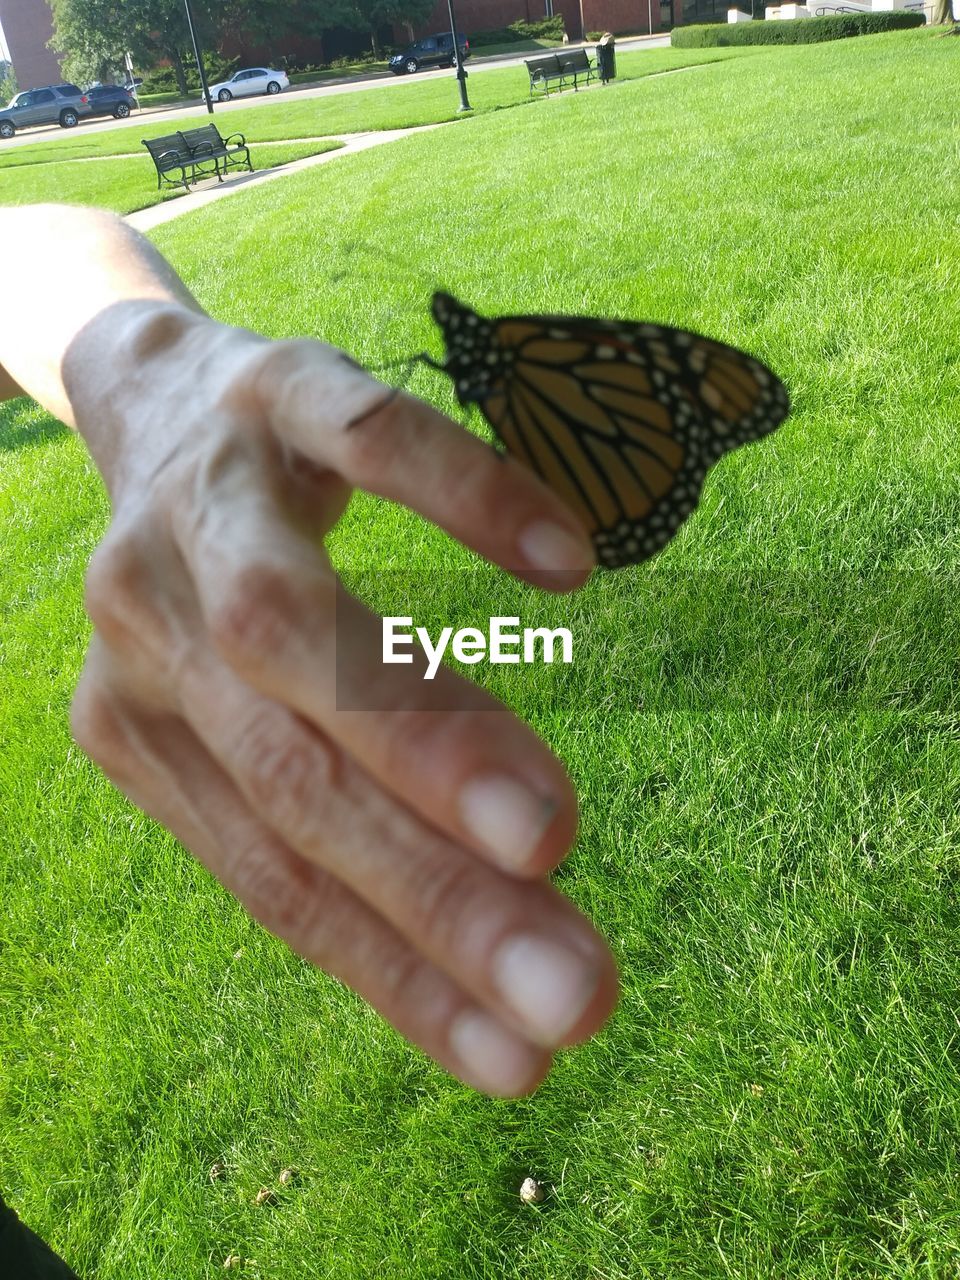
[[183, 0, 214, 114], [445, 0, 471, 112]]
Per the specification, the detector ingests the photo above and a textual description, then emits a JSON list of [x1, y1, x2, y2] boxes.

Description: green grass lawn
[[137, 89, 187, 107], [289, 62, 390, 84], [3, 26, 960, 1279], [0, 141, 343, 216], [0, 47, 748, 170]]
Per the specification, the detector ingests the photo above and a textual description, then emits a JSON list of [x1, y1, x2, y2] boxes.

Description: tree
[[50, 0, 348, 85], [49, 0, 131, 86], [932, 0, 958, 27], [50, 0, 197, 92], [0, 64, 17, 105], [346, 0, 435, 57]]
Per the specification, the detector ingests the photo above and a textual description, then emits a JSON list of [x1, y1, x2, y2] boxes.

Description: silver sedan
[[204, 67, 290, 103]]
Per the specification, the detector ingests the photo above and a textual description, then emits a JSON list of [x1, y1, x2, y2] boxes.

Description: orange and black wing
[[430, 294, 790, 568]]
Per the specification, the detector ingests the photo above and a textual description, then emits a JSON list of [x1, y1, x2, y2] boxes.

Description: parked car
[[389, 32, 470, 75], [0, 83, 92, 138], [204, 67, 289, 103], [84, 84, 137, 119]]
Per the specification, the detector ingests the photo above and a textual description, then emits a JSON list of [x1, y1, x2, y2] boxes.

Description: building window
[[682, 0, 730, 20]]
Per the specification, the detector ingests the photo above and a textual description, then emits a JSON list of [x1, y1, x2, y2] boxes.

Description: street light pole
[[183, 0, 214, 114], [445, 0, 471, 112]]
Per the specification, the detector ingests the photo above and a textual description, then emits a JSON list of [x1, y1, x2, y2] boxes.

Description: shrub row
[[670, 9, 925, 46], [469, 16, 566, 46], [140, 51, 239, 94]]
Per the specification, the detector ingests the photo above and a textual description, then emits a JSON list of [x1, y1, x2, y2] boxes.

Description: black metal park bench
[[142, 124, 253, 192], [524, 48, 596, 95]]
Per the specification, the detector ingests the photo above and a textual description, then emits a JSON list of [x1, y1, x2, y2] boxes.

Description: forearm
[[0, 204, 204, 427]]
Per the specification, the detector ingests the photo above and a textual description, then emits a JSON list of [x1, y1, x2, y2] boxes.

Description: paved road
[[0, 36, 671, 150]]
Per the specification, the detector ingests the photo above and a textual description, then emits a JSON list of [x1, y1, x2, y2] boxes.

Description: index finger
[[247, 339, 597, 588]]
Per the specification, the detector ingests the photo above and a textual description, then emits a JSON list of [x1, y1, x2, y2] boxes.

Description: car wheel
[[59, 109, 79, 127], [404, 58, 419, 73], [267, 80, 281, 94], [0, 120, 14, 139], [217, 89, 232, 102], [114, 102, 130, 118]]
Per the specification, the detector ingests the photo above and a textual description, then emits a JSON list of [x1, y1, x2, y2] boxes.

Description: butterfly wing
[[431, 295, 790, 568]]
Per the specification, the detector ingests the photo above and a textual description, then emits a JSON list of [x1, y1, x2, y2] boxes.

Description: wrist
[[64, 300, 224, 501]]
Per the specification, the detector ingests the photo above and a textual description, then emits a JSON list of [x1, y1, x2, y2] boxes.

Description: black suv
[[389, 32, 470, 75], [0, 83, 92, 138]]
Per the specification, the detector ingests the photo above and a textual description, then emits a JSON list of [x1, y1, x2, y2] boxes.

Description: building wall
[[410, 0, 667, 43], [0, 0, 62, 89], [581, 0, 663, 30], [412, 0, 551, 37]]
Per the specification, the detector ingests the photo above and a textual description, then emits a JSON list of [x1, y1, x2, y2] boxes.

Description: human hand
[[64, 301, 619, 1096]]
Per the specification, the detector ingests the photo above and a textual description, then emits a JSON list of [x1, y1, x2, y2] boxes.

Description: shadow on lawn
[[0, 398, 68, 452]]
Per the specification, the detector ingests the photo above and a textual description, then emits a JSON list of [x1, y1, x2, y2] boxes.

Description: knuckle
[[382, 707, 454, 761], [231, 837, 323, 941], [208, 565, 300, 666], [70, 678, 129, 773], [339, 393, 409, 478], [372, 942, 428, 1009], [404, 855, 477, 954], [83, 530, 146, 642], [236, 714, 333, 842]]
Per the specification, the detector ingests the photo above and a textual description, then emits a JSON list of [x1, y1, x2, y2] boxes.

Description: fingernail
[[492, 934, 600, 1044], [518, 521, 595, 573], [449, 1008, 541, 1096], [459, 774, 557, 871]]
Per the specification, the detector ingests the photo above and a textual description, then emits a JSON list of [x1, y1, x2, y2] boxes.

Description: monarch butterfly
[[420, 292, 790, 569]]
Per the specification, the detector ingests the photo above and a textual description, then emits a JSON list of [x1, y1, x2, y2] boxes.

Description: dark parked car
[[0, 84, 92, 138], [389, 32, 470, 75], [84, 84, 137, 119]]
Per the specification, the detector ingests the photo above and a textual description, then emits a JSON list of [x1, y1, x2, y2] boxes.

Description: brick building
[[234, 0, 687, 65], [411, 0, 681, 41], [0, 0, 62, 89]]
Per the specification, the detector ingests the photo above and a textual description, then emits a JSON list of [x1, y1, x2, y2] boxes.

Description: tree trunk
[[405, 22, 415, 40], [933, 0, 952, 19], [371, 29, 381, 58], [169, 48, 189, 95]]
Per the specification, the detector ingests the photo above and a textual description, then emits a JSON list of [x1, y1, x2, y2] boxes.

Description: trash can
[[596, 32, 616, 84]]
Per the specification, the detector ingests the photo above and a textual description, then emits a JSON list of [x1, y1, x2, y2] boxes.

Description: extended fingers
[[70, 660, 617, 1094], [169, 650, 616, 1048]]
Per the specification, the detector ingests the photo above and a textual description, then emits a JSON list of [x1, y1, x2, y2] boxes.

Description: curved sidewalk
[[125, 123, 448, 232]]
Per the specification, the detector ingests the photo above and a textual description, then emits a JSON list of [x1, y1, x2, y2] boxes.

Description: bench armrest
[[224, 132, 246, 147]]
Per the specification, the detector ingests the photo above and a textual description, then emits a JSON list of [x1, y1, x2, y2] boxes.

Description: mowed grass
[[0, 141, 343, 215], [0, 46, 748, 169], [3, 27, 960, 1279]]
